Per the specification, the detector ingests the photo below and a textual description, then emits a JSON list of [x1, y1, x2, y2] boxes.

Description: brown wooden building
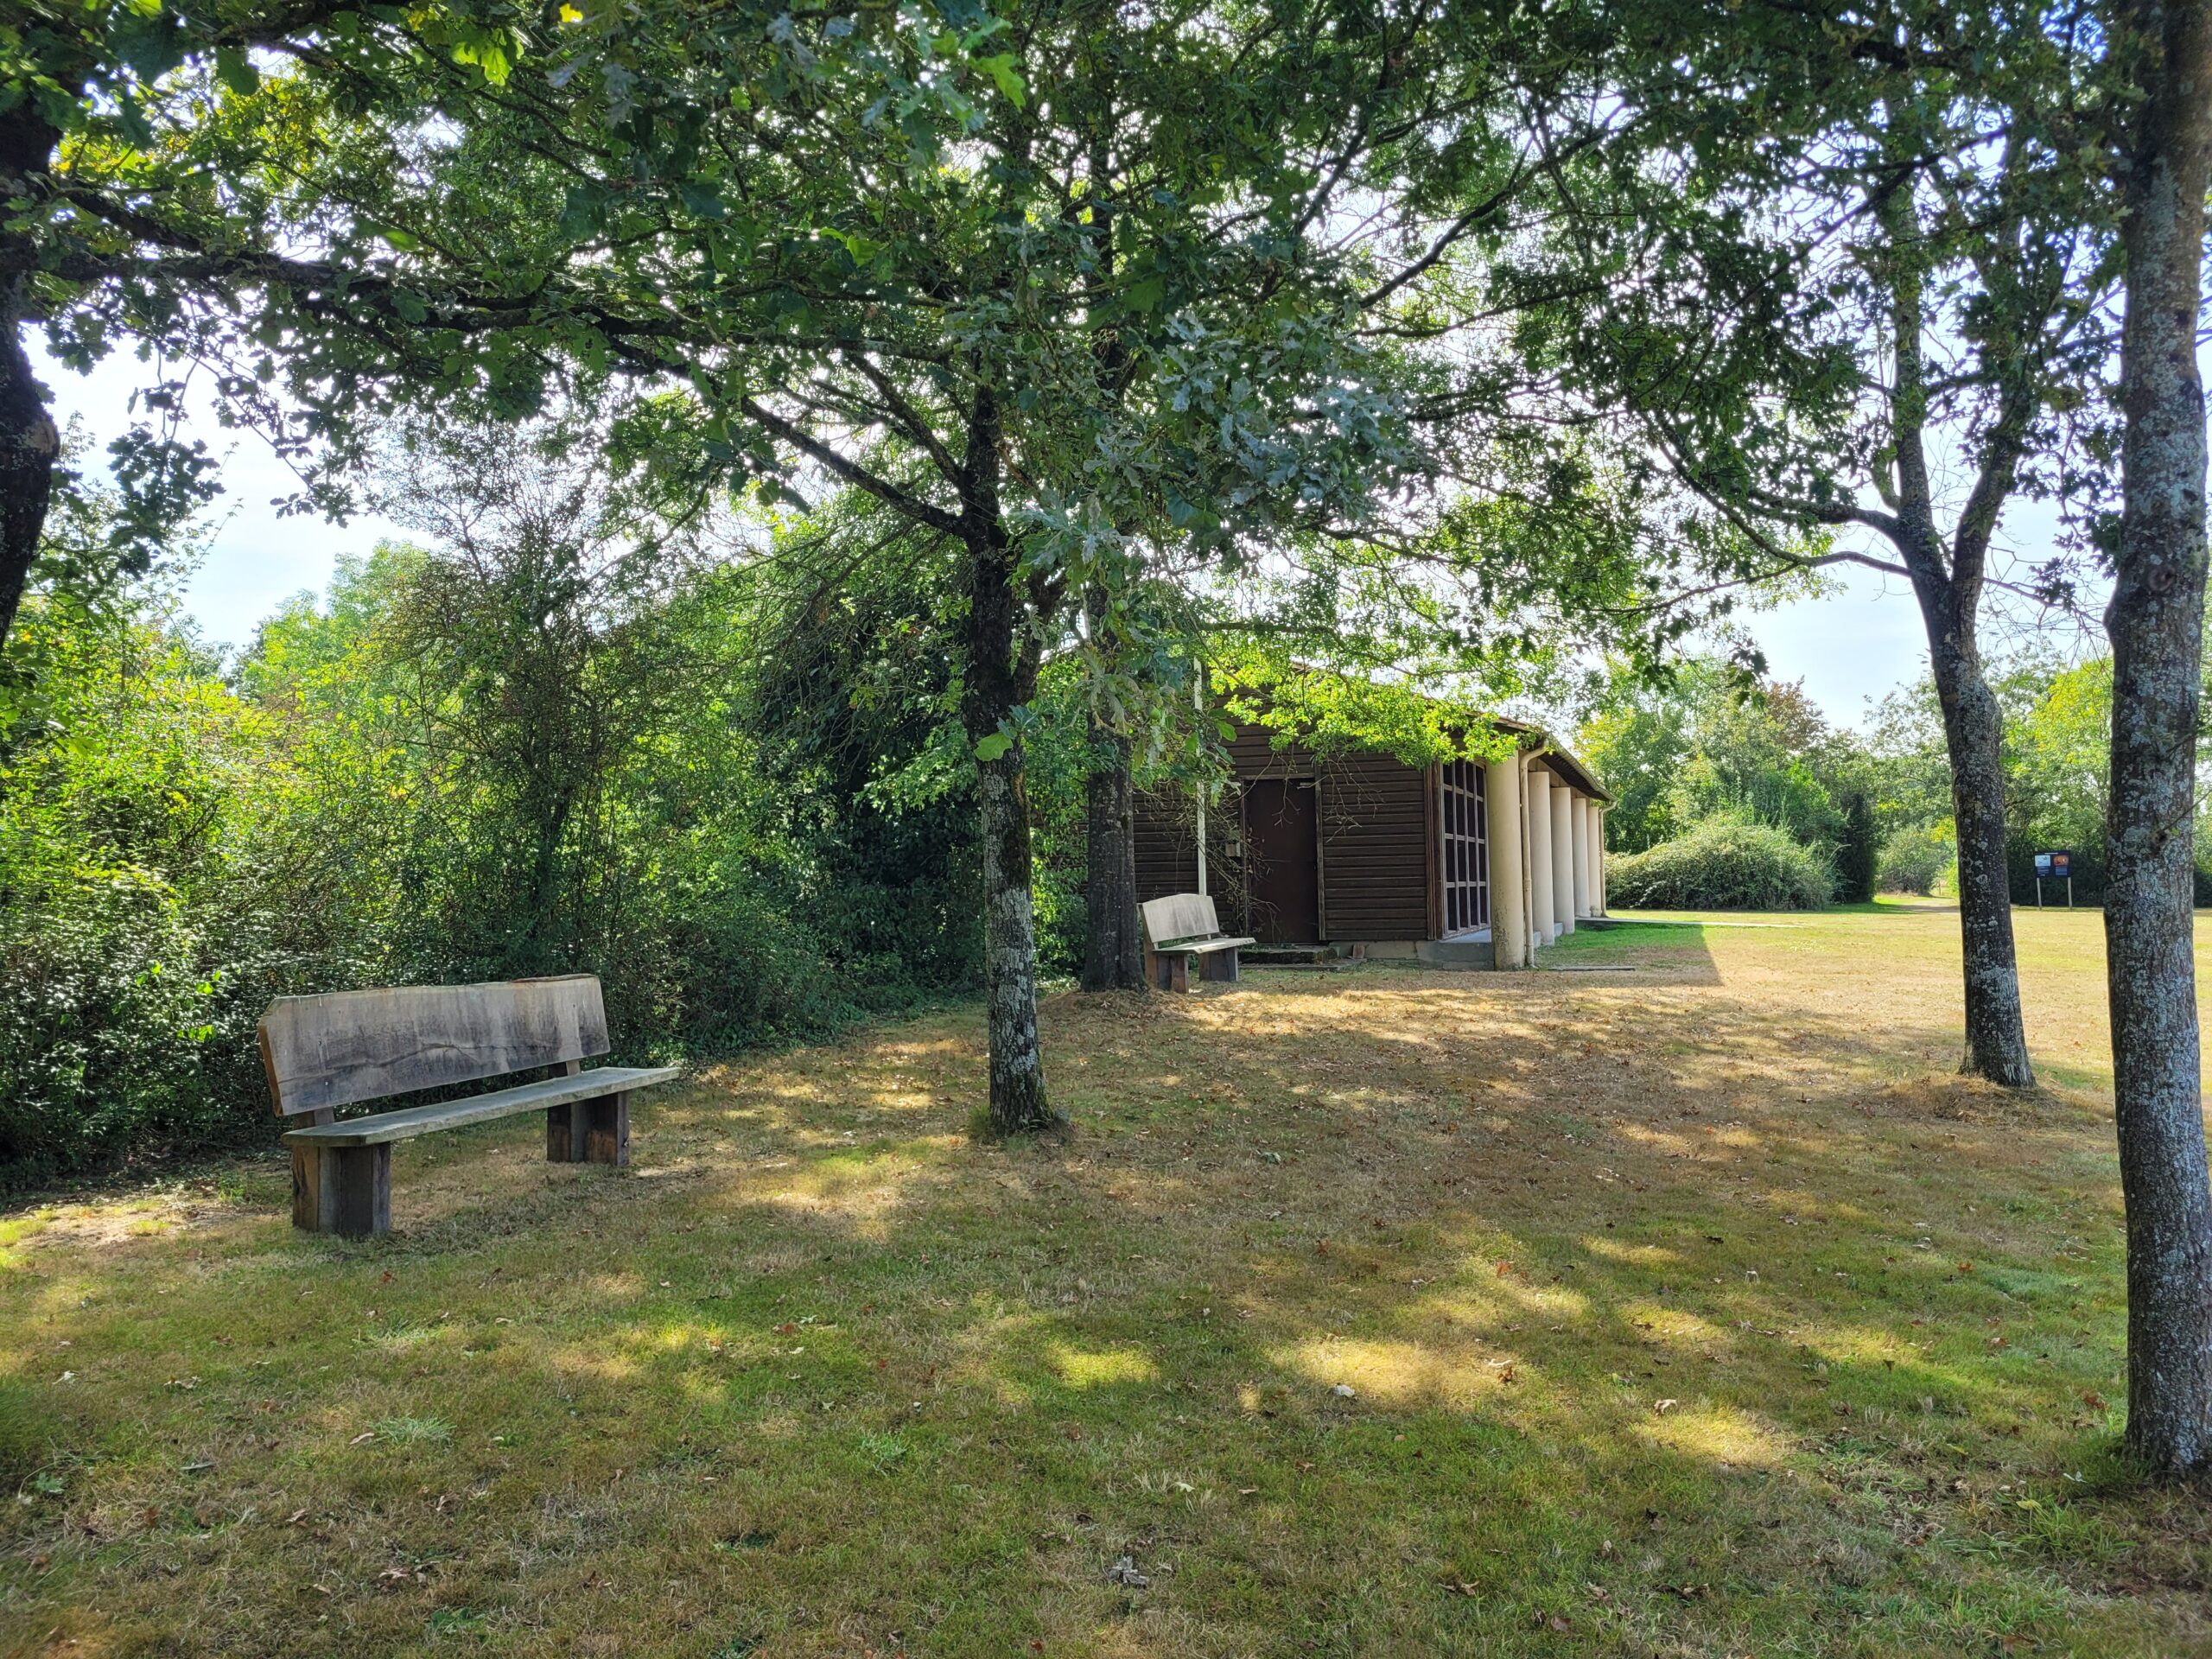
[[1134, 717, 1611, 963]]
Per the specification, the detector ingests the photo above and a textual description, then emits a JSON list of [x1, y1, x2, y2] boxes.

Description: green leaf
[[679, 182, 728, 221], [975, 53, 1026, 109], [214, 46, 261, 97], [974, 733, 1012, 762]]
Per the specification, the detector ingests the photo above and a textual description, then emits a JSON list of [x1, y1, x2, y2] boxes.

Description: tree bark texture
[[1923, 622, 2036, 1087], [1081, 716, 1143, 991], [1, 106, 62, 652], [976, 736, 1056, 1135], [2106, 0, 2212, 1478], [959, 389, 1060, 1136], [1079, 586, 1143, 992]]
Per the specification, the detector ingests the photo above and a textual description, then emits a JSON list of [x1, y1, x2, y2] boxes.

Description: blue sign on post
[[2034, 850, 2075, 905]]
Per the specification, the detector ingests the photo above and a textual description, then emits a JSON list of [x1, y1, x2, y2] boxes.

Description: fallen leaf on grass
[[1107, 1554, 1150, 1589]]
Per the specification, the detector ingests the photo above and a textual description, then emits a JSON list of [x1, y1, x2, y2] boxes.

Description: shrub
[[1835, 791, 1878, 903], [1878, 821, 1955, 895], [1607, 816, 1832, 911]]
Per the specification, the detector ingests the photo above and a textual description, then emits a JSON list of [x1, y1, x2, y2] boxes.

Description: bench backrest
[[1141, 892, 1223, 947], [259, 975, 611, 1117]]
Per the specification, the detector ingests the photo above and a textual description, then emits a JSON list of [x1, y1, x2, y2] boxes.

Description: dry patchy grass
[[3, 900, 2209, 1656]]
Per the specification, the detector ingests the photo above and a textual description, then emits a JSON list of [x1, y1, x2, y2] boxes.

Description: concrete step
[[1415, 938, 1496, 970], [1243, 944, 1349, 967]]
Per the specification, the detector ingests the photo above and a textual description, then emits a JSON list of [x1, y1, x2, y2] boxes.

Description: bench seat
[[283, 1065, 682, 1148], [1157, 933, 1256, 955]]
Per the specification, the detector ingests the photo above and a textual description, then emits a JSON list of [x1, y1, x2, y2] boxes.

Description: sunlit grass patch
[[1051, 1343, 1159, 1389]]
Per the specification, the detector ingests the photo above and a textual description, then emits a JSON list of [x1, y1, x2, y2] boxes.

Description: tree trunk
[[1081, 723, 1143, 990], [2105, 0, 2212, 1478], [0, 308, 56, 651], [1926, 632, 2036, 1086], [961, 498, 1060, 1136], [1080, 593, 1144, 992], [976, 734, 1057, 1134], [1872, 144, 2037, 1091], [0, 110, 61, 652]]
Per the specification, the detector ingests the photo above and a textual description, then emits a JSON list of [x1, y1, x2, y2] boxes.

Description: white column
[[1486, 754, 1527, 969], [1571, 793, 1592, 918], [1527, 767, 1554, 949], [1598, 806, 1609, 913], [1196, 789, 1207, 895], [1552, 784, 1575, 936]]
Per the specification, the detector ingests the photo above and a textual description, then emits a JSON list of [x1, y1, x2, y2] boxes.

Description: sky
[[41, 343, 2070, 729], [41, 346, 409, 652]]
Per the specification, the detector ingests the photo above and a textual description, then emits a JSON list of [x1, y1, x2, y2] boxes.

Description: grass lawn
[[5, 900, 2210, 1656]]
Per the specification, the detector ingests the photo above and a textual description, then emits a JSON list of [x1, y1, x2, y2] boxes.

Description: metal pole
[[1193, 672, 1207, 896], [2068, 875, 2074, 909]]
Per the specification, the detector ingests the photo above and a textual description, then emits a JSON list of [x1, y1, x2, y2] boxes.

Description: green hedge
[[1877, 821, 1955, 895], [1608, 817, 1832, 911]]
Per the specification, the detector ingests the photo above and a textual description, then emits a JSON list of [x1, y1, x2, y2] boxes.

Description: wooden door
[[1243, 779, 1319, 943]]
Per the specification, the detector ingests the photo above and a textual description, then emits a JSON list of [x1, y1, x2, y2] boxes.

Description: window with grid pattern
[[1440, 760, 1488, 934]]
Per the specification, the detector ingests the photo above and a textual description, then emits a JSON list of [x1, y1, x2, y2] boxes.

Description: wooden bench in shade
[[1139, 893, 1257, 992], [260, 975, 680, 1237]]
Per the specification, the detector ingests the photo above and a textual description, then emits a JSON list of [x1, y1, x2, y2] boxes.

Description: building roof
[[1212, 664, 1612, 804], [1491, 715, 1612, 804]]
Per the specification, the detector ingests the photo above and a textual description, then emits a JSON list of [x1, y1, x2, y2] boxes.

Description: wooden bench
[[260, 975, 680, 1237], [1140, 893, 1257, 991]]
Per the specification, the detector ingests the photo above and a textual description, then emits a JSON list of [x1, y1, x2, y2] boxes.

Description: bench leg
[[1165, 953, 1191, 994], [292, 1144, 390, 1237], [547, 1099, 590, 1163], [584, 1091, 630, 1166], [550, 1094, 629, 1166], [1200, 948, 1239, 983], [290, 1143, 324, 1231]]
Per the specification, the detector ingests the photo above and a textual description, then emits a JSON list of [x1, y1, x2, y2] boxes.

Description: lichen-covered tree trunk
[[976, 737, 1057, 1134], [960, 474, 1061, 1136], [2105, 0, 2212, 1479], [1927, 638, 2035, 1087]]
